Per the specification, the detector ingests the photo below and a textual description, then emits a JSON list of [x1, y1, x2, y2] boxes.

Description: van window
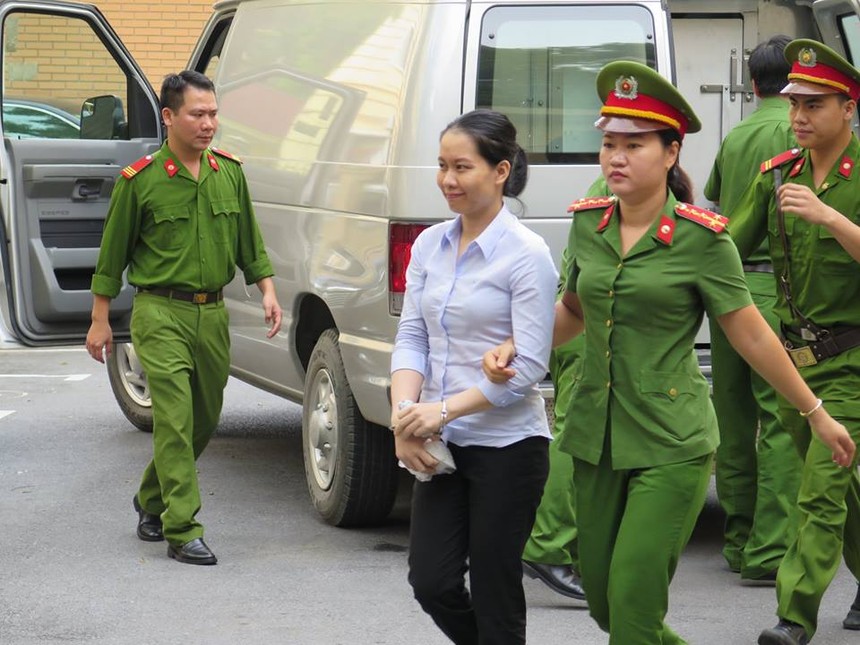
[[2, 12, 127, 140], [838, 13, 860, 65], [477, 5, 656, 164]]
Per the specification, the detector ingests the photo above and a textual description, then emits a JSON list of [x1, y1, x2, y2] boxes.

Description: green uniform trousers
[[709, 271, 801, 577], [774, 345, 860, 637], [522, 336, 583, 569], [131, 292, 231, 545], [574, 435, 712, 645]]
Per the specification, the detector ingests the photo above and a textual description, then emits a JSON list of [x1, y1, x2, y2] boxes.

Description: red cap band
[[788, 61, 860, 100], [601, 92, 690, 136]]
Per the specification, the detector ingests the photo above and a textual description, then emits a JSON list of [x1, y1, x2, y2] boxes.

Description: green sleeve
[[697, 232, 754, 318], [725, 172, 770, 260], [703, 152, 722, 204], [234, 169, 274, 284], [91, 178, 140, 298]]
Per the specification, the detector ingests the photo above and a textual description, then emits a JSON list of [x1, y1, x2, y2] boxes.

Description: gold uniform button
[[608, 290, 614, 297], [605, 319, 612, 327], [605, 351, 611, 358], [606, 382, 611, 388], [668, 387, 678, 397], [616, 263, 623, 270]]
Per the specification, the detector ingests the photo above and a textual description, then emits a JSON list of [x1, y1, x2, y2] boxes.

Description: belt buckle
[[192, 292, 208, 304], [787, 345, 818, 367]]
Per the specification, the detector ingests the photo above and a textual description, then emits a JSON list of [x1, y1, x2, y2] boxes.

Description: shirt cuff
[[91, 274, 122, 298], [242, 258, 274, 285], [391, 349, 427, 376], [478, 378, 525, 407]]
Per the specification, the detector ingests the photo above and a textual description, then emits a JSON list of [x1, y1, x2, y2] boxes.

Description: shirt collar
[[441, 205, 515, 258], [156, 140, 213, 181]]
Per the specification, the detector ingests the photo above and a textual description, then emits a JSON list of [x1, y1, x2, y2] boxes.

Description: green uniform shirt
[[92, 141, 273, 298], [705, 97, 795, 265], [729, 135, 860, 333], [557, 193, 753, 469]]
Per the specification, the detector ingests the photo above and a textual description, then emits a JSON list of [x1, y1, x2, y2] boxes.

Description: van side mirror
[[80, 95, 127, 140]]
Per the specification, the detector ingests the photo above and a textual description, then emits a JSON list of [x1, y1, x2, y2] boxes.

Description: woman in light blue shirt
[[390, 109, 558, 644]]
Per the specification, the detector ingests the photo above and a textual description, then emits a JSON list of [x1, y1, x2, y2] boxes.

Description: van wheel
[[106, 342, 153, 432], [303, 329, 398, 526]]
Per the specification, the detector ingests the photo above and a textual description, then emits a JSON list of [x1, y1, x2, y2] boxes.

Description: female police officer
[[485, 61, 853, 644]]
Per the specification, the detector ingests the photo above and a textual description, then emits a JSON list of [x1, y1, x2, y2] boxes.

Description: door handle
[[73, 180, 101, 200]]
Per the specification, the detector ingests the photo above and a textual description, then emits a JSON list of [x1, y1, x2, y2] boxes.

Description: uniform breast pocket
[[151, 206, 192, 250], [639, 371, 709, 441], [211, 197, 240, 245], [816, 227, 857, 274]]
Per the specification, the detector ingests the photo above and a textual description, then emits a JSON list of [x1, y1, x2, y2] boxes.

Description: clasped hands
[[391, 401, 445, 475]]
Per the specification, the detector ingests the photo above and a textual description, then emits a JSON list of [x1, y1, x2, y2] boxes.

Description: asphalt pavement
[[1, 347, 857, 644]]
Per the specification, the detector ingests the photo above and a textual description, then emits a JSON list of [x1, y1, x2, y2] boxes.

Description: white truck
[[0, 0, 856, 526]]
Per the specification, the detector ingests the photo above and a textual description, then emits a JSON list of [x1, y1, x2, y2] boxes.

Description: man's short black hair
[[749, 35, 792, 97], [160, 70, 216, 112]]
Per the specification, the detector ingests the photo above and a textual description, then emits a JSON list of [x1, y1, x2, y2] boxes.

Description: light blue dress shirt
[[391, 205, 557, 447]]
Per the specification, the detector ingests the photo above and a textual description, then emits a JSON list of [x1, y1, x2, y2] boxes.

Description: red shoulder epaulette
[[567, 196, 615, 213], [120, 154, 156, 180], [211, 147, 243, 164], [760, 147, 802, 174], [674, 202, 728, 234]]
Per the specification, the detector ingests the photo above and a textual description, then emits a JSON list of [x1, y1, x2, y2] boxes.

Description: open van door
[[0, 1, 161, 345], [813, 0, 860, 64]]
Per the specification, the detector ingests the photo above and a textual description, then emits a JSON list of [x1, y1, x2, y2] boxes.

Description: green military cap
[[595, 60, 701, 137], [782, 38, 860, 100]]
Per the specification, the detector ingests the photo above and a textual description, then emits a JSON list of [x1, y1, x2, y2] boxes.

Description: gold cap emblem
[[798, 47, 817, 68], [614, 75, 638, 100]]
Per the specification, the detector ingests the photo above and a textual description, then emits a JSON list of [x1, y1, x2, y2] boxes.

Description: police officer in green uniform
[[485, 60, 853, 644], [704, 34, 803, 582], [86, 70, 282, 566], [725, 40, 860, 645]]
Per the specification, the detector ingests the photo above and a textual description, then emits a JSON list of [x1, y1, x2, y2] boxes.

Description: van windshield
[[477, 4, 656, 165]]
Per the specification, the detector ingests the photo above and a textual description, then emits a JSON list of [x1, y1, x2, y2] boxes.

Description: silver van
[[0, 0, 856, 526]]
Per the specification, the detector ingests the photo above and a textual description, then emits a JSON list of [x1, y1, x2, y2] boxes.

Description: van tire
[[302, 329, 398, 526], [106, 342, 153, 433]]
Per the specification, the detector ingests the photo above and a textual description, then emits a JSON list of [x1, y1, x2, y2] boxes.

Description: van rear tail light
[[389, 222, 430, 315]]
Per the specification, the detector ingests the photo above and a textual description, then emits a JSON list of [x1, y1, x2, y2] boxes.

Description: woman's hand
[[808, 408, 856, 468], [393, 401, 444, 439], [481, 338, 517, 384], [395, 435, 439, 474]]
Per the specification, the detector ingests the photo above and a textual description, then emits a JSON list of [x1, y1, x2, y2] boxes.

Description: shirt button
[[608, 290, 614, 297], [605, 319, 612, 327], [668, 387, 678, 397], [605, 351, 611, 359], [616, 262, 623, 270], [606, 381, 612, 389]]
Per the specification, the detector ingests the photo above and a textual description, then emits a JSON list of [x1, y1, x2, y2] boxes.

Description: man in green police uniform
[[704, 34, 802, 583], [727, 40, 860, 644], [86, 70, 282, 566]]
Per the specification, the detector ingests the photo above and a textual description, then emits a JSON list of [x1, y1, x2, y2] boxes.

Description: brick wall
[[96, 1, 213, 86]]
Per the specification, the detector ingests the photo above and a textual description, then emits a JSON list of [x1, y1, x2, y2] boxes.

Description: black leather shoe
[[758, 620, 809, 645], [843, 583, 860, 630], [167, 538, 217, 565], [742, 569, 778, 586], [133, 495, 163, 542], [522, 560, 586, 601]]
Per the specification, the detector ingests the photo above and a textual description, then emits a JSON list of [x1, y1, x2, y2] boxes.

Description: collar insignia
[[164, 159, 179, 178], [656, 215, 675, 245]]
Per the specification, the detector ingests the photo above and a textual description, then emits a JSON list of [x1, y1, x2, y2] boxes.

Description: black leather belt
[[137, 287, 223, 304], [742, 262, 774, 273], [783, 326, 860, 367]]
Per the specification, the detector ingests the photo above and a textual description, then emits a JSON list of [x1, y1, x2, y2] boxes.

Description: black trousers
[[408, 436, 550, 645]]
